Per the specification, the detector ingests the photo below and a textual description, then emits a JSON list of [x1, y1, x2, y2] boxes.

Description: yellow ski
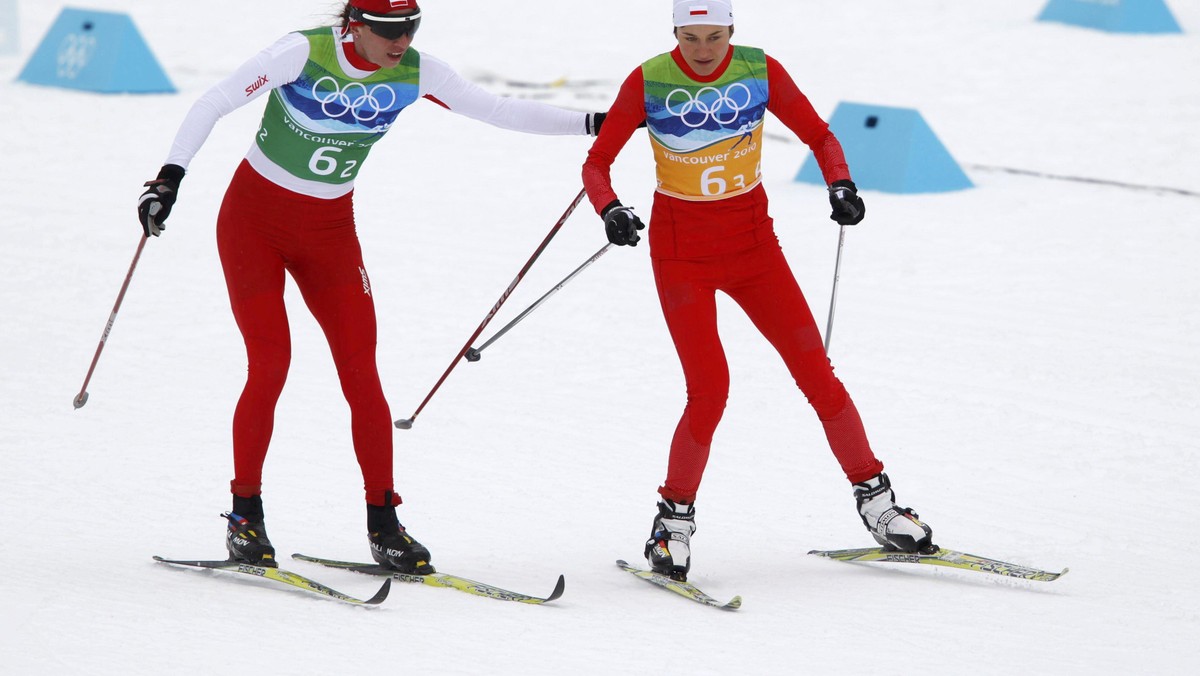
[[292, 553, 564, 604], [616, 559, 742, 610], [808, 547, 1068, 582], [153, 556, 391, 605]]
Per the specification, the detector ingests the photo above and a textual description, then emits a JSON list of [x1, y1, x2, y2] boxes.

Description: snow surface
[[2, 0, 1199, 673]]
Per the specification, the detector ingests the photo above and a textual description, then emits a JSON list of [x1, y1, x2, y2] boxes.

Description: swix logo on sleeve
[[245, 74, 269, 97], [390, 0, 413, 7]]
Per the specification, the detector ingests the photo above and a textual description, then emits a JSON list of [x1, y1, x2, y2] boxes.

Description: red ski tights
[[652, 237, 883, 503], [216, 161, 397, 507]]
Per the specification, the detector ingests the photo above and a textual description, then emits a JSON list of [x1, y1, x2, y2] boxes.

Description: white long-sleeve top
[[164, 28, 587, 198]]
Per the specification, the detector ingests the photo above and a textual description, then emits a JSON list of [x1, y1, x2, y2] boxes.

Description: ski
[[616, 559, 742, 610], [153, 556, 391, 605], [291, 553, 565, 605], [807, 546, 1068, 582]]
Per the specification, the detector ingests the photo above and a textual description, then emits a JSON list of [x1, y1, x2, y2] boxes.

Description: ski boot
[[644, 498, 696, 581], [367, 500, 434, 575], [852, 472, 935, 554], [224, 494, 277, 567]]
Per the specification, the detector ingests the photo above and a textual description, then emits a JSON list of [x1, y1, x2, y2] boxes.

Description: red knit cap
[[350, 0, 420, 15]]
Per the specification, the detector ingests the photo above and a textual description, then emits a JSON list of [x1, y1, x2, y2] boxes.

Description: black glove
[[828, 179, 866, 226], [137, 164, 185, 237], [585, 112, 607, 136], [586, 112, 649, 136], [602, 200, 645, 247]]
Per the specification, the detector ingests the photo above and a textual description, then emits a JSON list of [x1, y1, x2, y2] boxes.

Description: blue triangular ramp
[[17, 7, 174, 93], [795, 102, 972, 194], [0, 0, 18, 56], [1037, 0, 1182, 34]]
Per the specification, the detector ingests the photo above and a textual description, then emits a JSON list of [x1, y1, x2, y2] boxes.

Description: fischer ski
[[153, 556, 391, 605], [807, 546, 1068, 582], [616, 560, 742, 610], [291, 554, 565, 604]]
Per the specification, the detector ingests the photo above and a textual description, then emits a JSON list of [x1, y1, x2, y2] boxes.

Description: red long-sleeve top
[[582, 47, 849, 218]]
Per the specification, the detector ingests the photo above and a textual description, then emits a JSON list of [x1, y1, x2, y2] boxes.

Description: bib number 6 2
[[309, 146, 358, 179]]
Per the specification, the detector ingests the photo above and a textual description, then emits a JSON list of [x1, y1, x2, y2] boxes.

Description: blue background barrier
[[17, 7, 174, 93], [795, 102, 973, 194], [1037, 0, 1182, 34], [0, 0, 18, 56]]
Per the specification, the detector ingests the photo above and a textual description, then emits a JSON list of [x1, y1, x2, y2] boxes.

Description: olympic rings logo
[[664, 82, 752, 129], [56, 33, 97, 80], [312, 76, 398, 122]]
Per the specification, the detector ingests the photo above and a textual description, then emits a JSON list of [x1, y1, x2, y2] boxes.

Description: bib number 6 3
[[700, 163, 761, 197]]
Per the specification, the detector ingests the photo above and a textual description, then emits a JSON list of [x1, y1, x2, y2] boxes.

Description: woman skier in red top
[[582, 0, 935, 581]]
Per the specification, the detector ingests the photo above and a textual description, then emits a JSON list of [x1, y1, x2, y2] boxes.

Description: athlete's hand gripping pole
[[823, 180, 866, 354], [394, 188, 587, 429], [73, 235, 149, 409]]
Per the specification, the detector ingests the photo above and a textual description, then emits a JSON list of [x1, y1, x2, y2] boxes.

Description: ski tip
[[1048, 567, 1070, 581], [152, 555, 192, 566], [364, 577, 392, 605], [724, 595, 743, 610], [545, 574, 566, 603]]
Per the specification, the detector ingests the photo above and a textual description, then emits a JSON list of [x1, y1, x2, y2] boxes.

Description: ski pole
[[73, 235, 149, 409], [823, 224, 847, 354], [465, 242, 612, 362], [394, 188, 587, 429]]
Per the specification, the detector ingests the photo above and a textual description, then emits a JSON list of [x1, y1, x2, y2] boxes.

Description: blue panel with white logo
[[795, 102, 972, 194], [0, 0, 18, 56], [17, 7, 175, 93], [1037, 0, 1182, 34]]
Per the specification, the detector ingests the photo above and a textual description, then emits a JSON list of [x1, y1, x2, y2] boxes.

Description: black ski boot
[[367, 495, 434, 575], [224, 494, 277, 567]]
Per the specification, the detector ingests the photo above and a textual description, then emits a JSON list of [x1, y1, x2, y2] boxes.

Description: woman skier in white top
[[137, 0, 610, 573]]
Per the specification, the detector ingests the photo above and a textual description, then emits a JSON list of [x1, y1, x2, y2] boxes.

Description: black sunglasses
[[351, 8, 421, 40]]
